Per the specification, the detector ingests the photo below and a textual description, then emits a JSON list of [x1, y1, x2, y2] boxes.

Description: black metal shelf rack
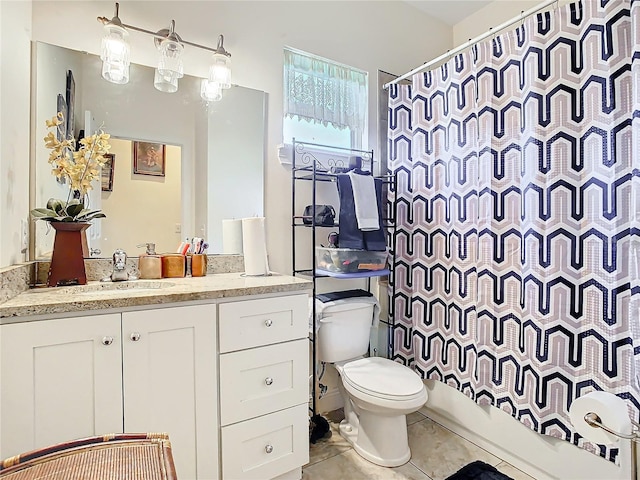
[[290, 138, 398, 417]]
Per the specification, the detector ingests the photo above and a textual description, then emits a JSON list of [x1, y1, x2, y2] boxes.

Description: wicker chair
[[0, 433, 177, 480]]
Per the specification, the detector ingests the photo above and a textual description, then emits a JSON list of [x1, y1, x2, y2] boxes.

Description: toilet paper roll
[[241, 217, 270, 276], [569, 391, 632, 445], [222, 219, 243, 254]]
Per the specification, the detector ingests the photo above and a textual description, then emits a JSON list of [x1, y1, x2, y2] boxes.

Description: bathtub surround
[[389, 0, 640, 466]]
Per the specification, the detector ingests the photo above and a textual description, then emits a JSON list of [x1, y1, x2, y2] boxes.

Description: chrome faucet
[[110, 249, 130, 282]]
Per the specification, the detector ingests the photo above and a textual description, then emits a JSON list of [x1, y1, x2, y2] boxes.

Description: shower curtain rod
[[383, 0, 558, 88]]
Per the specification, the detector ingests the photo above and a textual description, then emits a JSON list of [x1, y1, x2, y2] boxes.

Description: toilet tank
[[316, 301, 376, 363]]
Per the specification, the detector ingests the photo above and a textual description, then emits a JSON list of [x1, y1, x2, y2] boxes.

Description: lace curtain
[[283, 48, 367, 132]]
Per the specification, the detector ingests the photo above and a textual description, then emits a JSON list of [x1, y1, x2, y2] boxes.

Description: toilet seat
[[340, 357, 425, 401]]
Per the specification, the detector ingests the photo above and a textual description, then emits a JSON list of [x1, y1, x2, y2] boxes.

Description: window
[[283, 47, 368, 149]]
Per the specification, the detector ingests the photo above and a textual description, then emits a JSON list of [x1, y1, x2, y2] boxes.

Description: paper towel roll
[[242, 217, 270, 276], [569, 391, 632, 445], [222, 219, 243, 254]]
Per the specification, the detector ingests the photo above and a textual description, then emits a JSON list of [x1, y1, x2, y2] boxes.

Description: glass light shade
[[157, 38, 184, 78], [200, 79, 222, 102], [209, 52, 231, 89], [100, 24, 130, 84], [102, 61, 130, 85], [154, 69, 179, 93]]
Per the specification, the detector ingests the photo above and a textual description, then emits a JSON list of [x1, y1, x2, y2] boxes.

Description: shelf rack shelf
[[290, 138, 397, 417]]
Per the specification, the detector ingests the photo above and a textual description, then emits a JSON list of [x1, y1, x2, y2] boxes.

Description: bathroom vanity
[[0, 273, 312, 480]]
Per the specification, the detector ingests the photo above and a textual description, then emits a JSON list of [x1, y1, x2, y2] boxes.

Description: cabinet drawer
[[218, 295, 308, 352], [219, 339, 308, 426], [221, 404, 308, 480]]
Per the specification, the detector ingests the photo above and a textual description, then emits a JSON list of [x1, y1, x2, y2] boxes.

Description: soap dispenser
[[137, 243, 162, 279]]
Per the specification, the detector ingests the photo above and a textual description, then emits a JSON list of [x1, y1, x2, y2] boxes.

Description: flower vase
[[47, 222, 91, 287]]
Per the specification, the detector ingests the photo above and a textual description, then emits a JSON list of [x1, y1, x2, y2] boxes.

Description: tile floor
[[303, 407, 536, 480]]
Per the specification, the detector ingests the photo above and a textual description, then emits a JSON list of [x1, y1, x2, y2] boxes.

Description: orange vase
[[47, 222, 91, 287]]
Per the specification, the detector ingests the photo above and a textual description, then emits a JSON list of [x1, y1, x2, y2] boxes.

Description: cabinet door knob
[[130, 332, 141, 342], [265, 377, 274, 386], [101, 336, 114, 346], [265, 444, 274, 454], [264, 319, 273, 327]]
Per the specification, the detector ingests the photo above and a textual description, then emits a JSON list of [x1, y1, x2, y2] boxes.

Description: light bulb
[[209, 52, 231, 89], [100, 23, 130, 84]]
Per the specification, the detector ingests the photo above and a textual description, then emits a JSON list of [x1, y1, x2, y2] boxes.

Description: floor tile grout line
[[417, 414, 504, 467], [408, 457, 435, 479], [305, 446, 354, 468]]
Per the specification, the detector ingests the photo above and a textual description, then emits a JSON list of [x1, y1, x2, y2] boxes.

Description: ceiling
[[405, 0, 493, 25]]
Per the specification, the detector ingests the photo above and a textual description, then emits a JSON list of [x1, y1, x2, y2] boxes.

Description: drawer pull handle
[[102, 336, 114, 346], [265, 377, 274, 386], [130, 332, 141, 342], [265, 319, 273, 327], [265, 444, 274, 454]]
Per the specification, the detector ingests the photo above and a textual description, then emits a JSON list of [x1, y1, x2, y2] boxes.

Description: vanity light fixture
[[98, 2, 232, 101], [100, 3, 130, 85]]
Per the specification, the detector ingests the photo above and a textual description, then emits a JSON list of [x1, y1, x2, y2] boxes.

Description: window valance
[[284, 49, 367, 132]]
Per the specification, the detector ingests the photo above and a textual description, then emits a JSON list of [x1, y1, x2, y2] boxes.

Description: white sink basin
[[63, 281, 176, 296]]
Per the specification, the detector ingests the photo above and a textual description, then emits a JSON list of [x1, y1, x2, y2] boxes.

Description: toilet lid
[[341, 357, 424, 400]]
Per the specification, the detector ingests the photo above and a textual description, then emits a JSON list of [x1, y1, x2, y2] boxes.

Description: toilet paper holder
[[583, 412, 640, 441], [576, 407, 640, 480]]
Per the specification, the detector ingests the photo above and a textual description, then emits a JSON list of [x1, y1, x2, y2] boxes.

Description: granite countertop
[[0, 273, 312, 320]]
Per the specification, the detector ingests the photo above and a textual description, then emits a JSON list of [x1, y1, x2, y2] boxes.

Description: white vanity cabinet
[[1, 314, 124, 454], [0, 304, 217, 480], [121, 306, 217, 479], [0, 289, 311, 480], [218, 295, 309, 480]]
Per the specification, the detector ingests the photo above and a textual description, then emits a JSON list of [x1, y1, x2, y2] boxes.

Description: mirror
[[32, 41, 266, 258]]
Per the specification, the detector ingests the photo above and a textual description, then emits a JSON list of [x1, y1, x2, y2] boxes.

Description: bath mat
[[445, 461, 514, 480]]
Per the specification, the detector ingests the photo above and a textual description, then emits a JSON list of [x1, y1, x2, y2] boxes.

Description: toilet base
[[339, 411, 411, 467]]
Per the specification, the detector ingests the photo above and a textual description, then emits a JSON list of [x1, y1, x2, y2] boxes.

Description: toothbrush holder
[[190, 254, 207, 277]]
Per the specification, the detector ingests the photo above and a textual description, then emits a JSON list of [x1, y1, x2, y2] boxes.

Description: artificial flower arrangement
[[31, 112, 111, 222]]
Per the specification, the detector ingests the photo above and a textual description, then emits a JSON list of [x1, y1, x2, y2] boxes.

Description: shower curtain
[[389, 0, 640, 462]]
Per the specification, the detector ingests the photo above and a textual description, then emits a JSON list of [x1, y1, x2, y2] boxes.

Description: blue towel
[[336, 174, 386, 251]]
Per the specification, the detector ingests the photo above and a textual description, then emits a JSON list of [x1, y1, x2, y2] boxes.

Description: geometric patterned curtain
[[389, 0, 640, 463]]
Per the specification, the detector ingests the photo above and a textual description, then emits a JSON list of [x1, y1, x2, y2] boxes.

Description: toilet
[[315, 294, 427, 467]]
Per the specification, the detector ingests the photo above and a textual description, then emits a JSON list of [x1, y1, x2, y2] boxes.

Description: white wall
[[0, 0, 32, 267], [421, 3, 630, 479], [102, 139, 181, 255], [452, 0, 572, 45], [30, 0, 452, 274], [207, 87, 266, 253]]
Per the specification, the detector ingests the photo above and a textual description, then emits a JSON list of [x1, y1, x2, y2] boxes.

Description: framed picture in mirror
[[101, 153, 115, 192], [133, 141, 166, 176]]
